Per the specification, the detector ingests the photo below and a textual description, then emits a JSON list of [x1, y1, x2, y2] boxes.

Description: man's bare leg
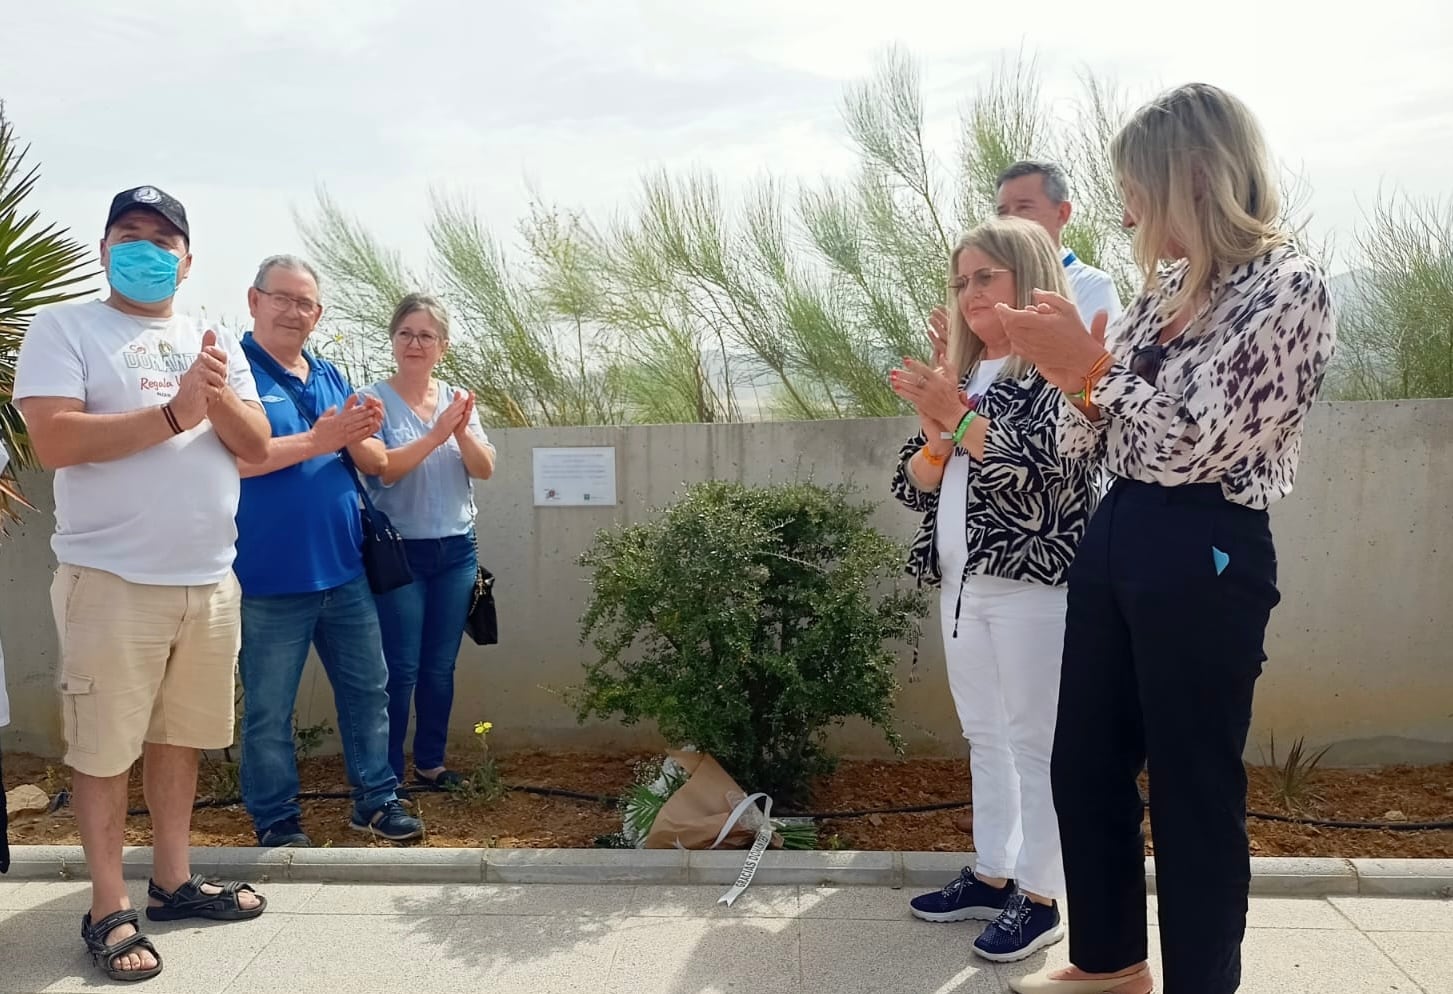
[[144, 744, 260, 911], [75, 768, 156, 974]]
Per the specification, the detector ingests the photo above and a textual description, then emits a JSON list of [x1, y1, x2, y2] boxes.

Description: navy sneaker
[[349, 800, 424, 841], [972, 892, 1066, 962], [909, 866, 1015, 923], [257, 817, 312, 848]]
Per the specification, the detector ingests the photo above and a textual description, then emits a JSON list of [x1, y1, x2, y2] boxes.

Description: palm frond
[[0, 104, 100, 531]]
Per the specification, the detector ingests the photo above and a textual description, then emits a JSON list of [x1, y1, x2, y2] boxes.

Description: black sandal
[[145, 874, 267, 922], [82, 908, 163, 983], [416, 769, 467, 790]]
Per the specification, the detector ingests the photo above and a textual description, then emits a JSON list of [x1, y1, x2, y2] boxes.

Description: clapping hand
[[452, 390, 477, 441], [360, 391, 386, 425], [429, 391, 472, 445], [995, 291, 1111, 394], [171, 330, 228, 430], [311, 395, 379, 452], [926, 307, 950, 367], [890, 357, 967, 430]]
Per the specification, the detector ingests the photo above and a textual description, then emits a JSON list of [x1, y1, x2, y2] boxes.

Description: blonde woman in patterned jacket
[[997, 84, 1336, 994], [889, 216, 1099, 964]]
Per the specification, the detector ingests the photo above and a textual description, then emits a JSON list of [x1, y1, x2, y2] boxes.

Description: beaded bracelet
[[1070, 353, 1114, 402], [951, 410, 976, 446]]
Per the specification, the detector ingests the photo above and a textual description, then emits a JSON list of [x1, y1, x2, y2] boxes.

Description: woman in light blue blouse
[[362, 294, 496, 790]]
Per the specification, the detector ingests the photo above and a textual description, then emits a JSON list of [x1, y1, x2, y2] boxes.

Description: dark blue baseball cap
[[105, 185, 190, 243]]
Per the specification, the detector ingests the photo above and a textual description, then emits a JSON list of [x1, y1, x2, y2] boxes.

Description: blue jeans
[[239, 573, 399, 833], [374, 533, 477, 782]]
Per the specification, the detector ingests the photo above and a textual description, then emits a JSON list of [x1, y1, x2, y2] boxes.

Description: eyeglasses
[[395, 331, 440, 347], [949, 268, 1011, 294], [255, 289, 320, 316], [1130, 344, 1168, 386]]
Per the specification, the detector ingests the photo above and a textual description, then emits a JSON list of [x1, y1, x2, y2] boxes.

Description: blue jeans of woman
[[374, 533, 477, 782]]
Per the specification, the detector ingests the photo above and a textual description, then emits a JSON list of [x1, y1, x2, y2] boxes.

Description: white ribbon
[[714, 792, 775, 906], [709, 791, 770, 850]]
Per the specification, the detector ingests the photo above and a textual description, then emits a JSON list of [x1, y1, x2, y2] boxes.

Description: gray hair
[[388, 292, 451, 343], [252, 254, 321, 294], [996, 160, 1070, 205]]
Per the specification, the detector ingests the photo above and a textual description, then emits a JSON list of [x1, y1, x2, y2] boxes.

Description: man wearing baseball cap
[[13, 186, 272, 982]]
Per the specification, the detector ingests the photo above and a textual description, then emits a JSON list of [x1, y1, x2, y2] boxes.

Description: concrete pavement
[[1, 879, 1449, 993]]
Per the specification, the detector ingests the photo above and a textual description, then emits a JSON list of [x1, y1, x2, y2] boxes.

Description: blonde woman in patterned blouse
[[995, 84, 1336, 994]]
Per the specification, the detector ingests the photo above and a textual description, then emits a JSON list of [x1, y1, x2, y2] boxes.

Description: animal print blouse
[[1059, 242, 1336, 509], [890, 368, 1098, 588]]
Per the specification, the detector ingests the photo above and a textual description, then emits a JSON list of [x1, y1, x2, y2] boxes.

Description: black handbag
[[241, 338, 414, 595], [464, 564, 498, 645], [349, 472, 414, 595]]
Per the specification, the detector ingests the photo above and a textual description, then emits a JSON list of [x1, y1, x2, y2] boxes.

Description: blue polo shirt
[[234, 334, 365, 596]]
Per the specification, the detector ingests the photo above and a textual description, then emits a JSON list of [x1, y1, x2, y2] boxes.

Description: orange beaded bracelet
[[1071, 352, 1114, 402]]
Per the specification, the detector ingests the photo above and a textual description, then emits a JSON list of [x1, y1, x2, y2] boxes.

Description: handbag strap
[[240, 336, 381, 517]]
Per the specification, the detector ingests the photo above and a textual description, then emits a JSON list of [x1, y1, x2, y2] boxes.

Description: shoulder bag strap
[[240, 336, 379, 513]]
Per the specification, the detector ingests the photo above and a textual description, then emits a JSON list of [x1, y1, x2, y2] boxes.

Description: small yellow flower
[[474, 721, 493, 736]]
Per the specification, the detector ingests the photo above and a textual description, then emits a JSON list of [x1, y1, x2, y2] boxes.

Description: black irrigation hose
[[53, 785, 1450, 833], [779, 799, 1453, 832], [95, 783, 622, 819], [511, 785, 622, 805], [1243, 810, 1453, 832], [778, 801, 971, 819]]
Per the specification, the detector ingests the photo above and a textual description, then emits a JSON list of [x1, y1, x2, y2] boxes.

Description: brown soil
[[807, 759, 1453, 859], [5, 752, 1451, 858]]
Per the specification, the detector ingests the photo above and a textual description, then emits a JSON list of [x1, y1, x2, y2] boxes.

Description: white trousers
[[941, 573, 1067, 899]]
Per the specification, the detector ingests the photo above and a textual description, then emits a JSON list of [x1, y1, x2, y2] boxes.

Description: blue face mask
[[107, 240, 183, 303]]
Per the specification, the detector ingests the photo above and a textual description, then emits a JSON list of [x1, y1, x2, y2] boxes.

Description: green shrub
[[573, 480, 928, 804]]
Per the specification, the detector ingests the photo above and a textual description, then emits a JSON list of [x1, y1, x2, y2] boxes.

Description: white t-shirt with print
[[935, 356, 1010, 579], [13, 299, 260, 585]]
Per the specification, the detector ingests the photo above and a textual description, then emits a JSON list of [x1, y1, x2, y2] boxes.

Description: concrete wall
[[2, 401, 1451, 765]]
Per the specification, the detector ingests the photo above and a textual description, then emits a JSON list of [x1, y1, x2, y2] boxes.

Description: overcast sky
[[4, 0, 1451, 319]]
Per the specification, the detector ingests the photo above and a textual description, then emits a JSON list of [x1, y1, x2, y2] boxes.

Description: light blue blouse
[[360, 380, 491, 540]]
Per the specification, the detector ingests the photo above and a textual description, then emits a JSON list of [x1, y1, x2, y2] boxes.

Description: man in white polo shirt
[[994, 159, 1122, 324], [13, 186, 271, 982]]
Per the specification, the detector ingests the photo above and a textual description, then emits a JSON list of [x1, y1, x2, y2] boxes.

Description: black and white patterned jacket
[[890, 367, 1099, 591]]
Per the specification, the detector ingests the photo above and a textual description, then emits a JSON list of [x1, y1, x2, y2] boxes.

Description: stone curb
[[4, 846, 1451, 898]]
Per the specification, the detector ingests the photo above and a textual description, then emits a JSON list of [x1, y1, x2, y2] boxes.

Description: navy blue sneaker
[[349, 800, 424, 841], [909, 866, 1015, 923], [972, 893, 1066, 962], [257, 817, 312, 848]]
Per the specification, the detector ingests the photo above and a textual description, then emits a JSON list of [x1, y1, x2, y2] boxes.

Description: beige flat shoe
[[1008, 964, 1154, 994]]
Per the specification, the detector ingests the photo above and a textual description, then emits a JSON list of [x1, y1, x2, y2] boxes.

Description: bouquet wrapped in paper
[[620, 749, 816, 904]]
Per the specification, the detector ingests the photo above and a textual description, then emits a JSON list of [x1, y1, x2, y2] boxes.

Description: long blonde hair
[[946, 216, 1072, 382], [1110, 83, 1287, 313]]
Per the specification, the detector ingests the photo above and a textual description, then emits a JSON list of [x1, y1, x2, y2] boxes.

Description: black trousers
[[1052, 480, 1279, 994], [1, 738, 10, 873]]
